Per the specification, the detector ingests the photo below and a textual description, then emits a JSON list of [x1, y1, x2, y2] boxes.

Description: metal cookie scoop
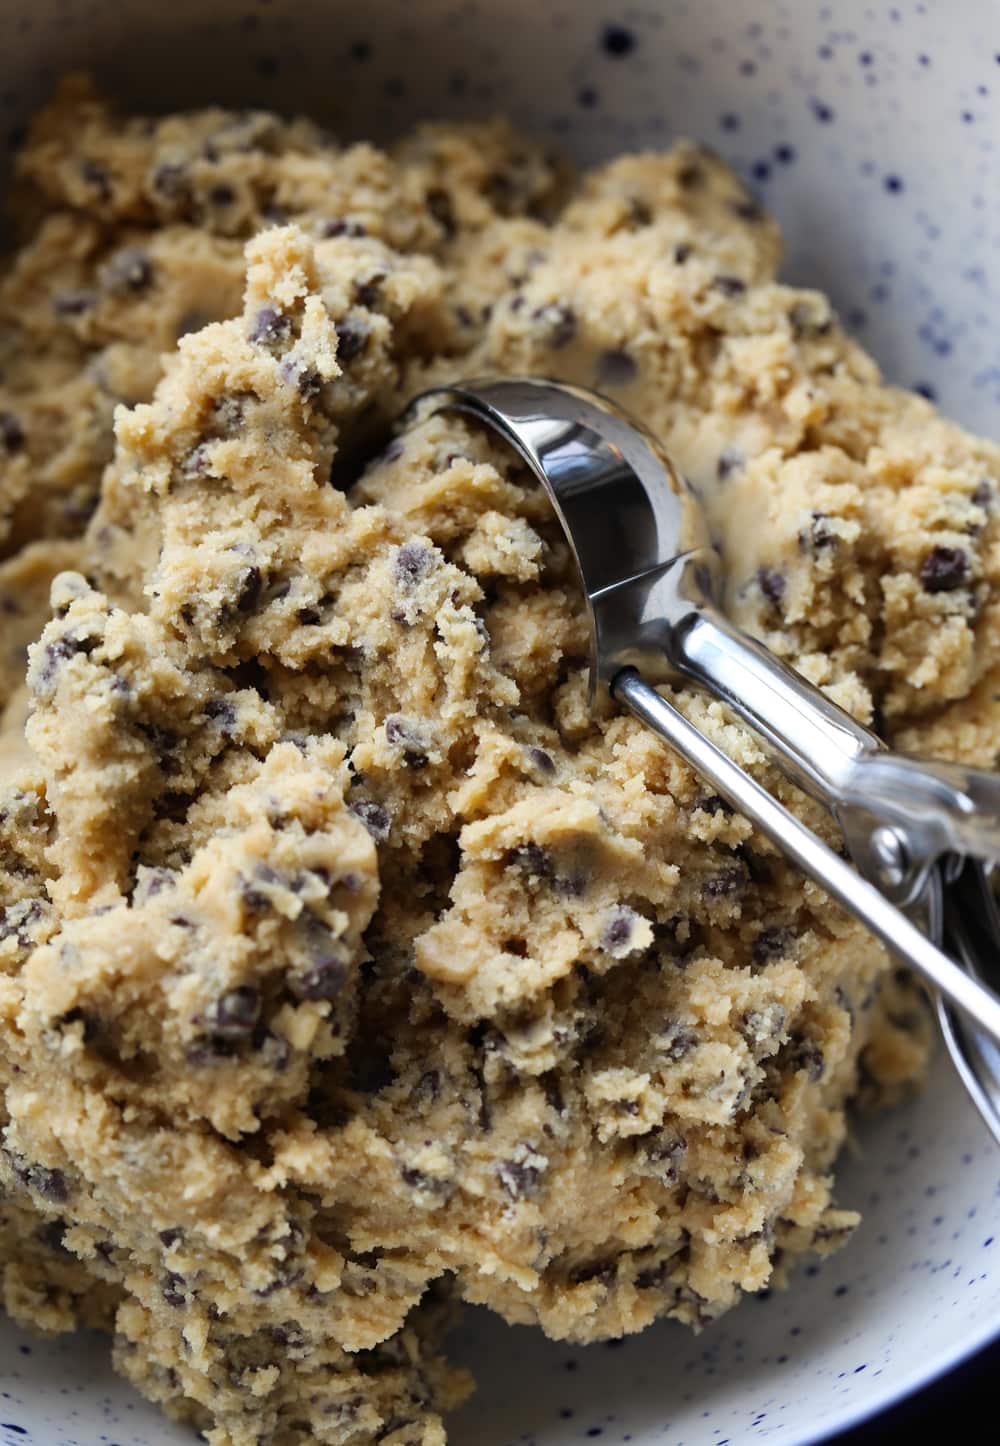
[[405, 376, 1000, 1142]]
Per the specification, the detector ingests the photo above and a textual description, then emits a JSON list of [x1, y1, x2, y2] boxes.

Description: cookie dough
[[3, 76, 993, 1446]]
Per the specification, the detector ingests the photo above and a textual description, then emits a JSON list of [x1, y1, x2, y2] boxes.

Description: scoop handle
[[614, 669, 1000, 1048], [670, 603, 1000, 904]]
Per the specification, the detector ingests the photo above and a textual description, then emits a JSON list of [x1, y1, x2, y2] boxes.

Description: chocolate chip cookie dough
[[0, 75, 991, 1445]]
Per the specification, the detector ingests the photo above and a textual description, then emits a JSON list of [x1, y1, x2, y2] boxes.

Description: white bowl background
[[1, 2, 998, 1443]]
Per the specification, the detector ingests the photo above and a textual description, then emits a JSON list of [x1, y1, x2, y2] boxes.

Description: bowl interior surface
[[1, 2, 999, 1443]]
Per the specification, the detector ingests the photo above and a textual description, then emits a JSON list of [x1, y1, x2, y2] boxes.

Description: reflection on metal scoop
[[406, 376, 1000, 1144]]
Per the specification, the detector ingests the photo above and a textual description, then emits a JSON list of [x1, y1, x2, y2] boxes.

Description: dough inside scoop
[[2, 76, 986, 1446]]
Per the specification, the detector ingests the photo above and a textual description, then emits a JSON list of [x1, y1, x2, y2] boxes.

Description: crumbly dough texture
[[4, 76, 993, 1444]]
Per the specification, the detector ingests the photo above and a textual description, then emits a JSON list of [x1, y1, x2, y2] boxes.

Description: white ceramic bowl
[[1, 2, 998, 1443]]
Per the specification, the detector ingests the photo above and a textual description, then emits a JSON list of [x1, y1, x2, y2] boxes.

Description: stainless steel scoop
[[407, 376, 1000, 1142]]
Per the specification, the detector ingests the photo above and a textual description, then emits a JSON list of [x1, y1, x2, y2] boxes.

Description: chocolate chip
[[973, 479, 995, 509], [569, 1258, 616, 1287], [54, 289, 97, 317], [8, 1156, 69, 1203], [706, 863, 748, 897], [353, 274, 385, 308], [234, 566, 262, 613], [80, 159, 112, 201], [348, 799, 391, 843], [384, 715, 430, 768], [596, 348, 638, 387], [673, 241, 693, 263], [102, 247, 155, 294], [526, 745, 555, 776], [711, 275, 747, 297], [395, 542, 432, 589], [151, 161, 190, 201], [788, 1036, 825, 1081], [731, 197, 765, 223], [640, 1133, 687, 1184], [751, 926, 793, 967], [426, 188, 456, 235], [716, 447, 743, 481], [162, 1272, 187, 1307], [323, 217, 367, 237], [0, 412, 25, 454], [505, 842, 554, 883], [293, 958, 348, 1001], [159, 1227, 183, 1248], [800, 510, 837, 552], [657, 1021, 699, 1062], [757, 566, 786, 605], [203, 698, 237, 732], [542, 1074, 565, 1115], [497, 1158, 541, 1200], [296, 607, 321, 625], [335, 318, 370, 363], [600, 906, 644, 957], [919, 545, 969, 593], [531, 301, 577, 348], [208, 986, 261, 1040], [250, 306, 291, 346]]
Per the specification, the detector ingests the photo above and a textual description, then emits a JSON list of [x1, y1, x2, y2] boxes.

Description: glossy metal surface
[[413, 377, 1000, 1135]]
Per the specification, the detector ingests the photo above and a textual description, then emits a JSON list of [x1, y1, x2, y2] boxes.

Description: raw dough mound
[[3, 78, 993, 1446]]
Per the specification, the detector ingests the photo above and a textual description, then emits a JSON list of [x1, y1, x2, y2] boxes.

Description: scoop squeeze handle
[[615, 669, 1000, 1047]]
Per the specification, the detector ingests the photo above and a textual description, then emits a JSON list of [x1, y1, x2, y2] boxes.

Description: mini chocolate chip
[[384, 715, 430, 767], [919, 545, 969, 593], [706, 863, 748, 897], [235, 566, 262, 613], [250, 306, 290, 346], [752, 925, 794, 967], [569, 1258, 616, 1287], [497, 1158, 541, 1200], [353, 274, 385, 308], [526, 745, 555, 775], [596, 348, 638, 386], [757, 566, 786, 604], [209, 986, 261, 1039], [640, 1133, 688, 1183], [323, 217, 367, 237], [600, 906, 644, 957], [716, 447, 743, 481], [102, 247, 155, 294], [801, 510, 837, 552], [973, 479, 995, 509], [203, 698, 237, 731], [411, 1070, 440, 1107], [348, 799, 391, 843], [542, 1074, 566, 1115], [294, 958, 348, 1001], [658, 1023, 699, 1062], [426, 188, 456, 235], [505, 842, 554, 882], [711, 275, 747, 296], [335, 317, 370, 362], [788, 1036, 825, 1081], [159, 1227, 183, 1248], [151, 161, 190, 200], [10, 1157, 70, 1203], [81, 159, 112, 201], [54, 289, 97, 317], [296, 607, 321, 625], [531, 301, 577, 348], [395, 542, 432, 588], [209, 183, 236, 206], [731, 196, 765, 223], [0, 412, 25, 454], [162, 1272, 187, 1307], [673, 241, 693, 263]]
